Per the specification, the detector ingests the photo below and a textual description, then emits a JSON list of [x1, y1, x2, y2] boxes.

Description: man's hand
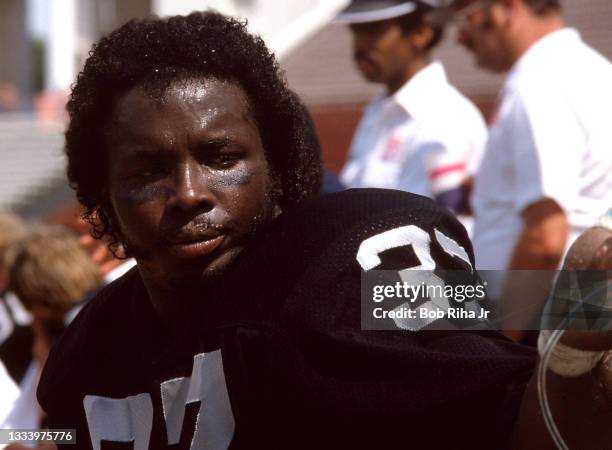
[[502, 198, 569, 341], [510, 198, 569, 270]]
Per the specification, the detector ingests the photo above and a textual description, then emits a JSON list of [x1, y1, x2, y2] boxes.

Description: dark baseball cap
[[335, 0, 445, 24]]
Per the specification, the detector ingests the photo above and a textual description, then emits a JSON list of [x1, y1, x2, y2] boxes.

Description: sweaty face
[[350, 19, 417, 85], [106, 78, 276, 290]]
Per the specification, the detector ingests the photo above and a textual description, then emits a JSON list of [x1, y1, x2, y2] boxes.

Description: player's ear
[[97, 198, 128, 259], [409, 24, 435, 52]]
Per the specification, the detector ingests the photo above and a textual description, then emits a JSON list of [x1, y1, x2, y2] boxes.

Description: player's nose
[[167, 158, 215, 213]]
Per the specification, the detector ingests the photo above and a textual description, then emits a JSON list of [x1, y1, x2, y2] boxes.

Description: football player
[[37, 11, 610, 450]]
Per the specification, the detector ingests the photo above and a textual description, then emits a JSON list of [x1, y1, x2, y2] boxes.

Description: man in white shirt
[[338, 0, 487, 215], [447, 0, 612, 345], [451, 0, 612, 273]]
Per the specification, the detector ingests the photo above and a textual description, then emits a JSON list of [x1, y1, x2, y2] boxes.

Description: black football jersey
[[38, 189, 536, 450]]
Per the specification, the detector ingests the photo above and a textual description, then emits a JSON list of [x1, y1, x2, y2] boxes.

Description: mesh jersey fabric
[[38, 189, 536, 449]]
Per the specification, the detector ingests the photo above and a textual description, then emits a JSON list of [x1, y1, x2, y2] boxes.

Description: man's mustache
[[159, 213, 229, 242]]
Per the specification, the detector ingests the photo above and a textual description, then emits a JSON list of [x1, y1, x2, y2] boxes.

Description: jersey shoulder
[[209, 188, 476, 327], [210, 189, 536, 448], [282, 188, 472, 249]]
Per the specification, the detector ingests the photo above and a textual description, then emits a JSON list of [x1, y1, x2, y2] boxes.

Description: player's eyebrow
[[115, 137, 240, 164], [115, 146, 175, 164]]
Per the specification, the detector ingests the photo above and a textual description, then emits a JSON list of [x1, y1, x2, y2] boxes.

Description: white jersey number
[[83, 350, 234, 450], [357, 226, 474, 331]]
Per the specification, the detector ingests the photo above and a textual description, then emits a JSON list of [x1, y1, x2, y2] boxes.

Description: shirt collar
[[391, 61, 448, 119], [505, 28, 581, 91]]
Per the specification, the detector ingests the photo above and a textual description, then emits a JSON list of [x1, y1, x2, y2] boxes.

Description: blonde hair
[[9, 225, 102, 314], [0, 213, 27, 270]]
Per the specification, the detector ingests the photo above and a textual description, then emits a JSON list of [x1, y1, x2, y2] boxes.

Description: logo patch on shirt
[[381, 134, 403, 161]]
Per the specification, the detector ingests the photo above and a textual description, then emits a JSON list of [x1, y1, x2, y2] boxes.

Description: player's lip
[[163, 232, 226, 258]]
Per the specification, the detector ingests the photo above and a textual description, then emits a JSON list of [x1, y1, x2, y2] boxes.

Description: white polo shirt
[[472, 29, 612, 270], [340, 62, 487, 199]]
